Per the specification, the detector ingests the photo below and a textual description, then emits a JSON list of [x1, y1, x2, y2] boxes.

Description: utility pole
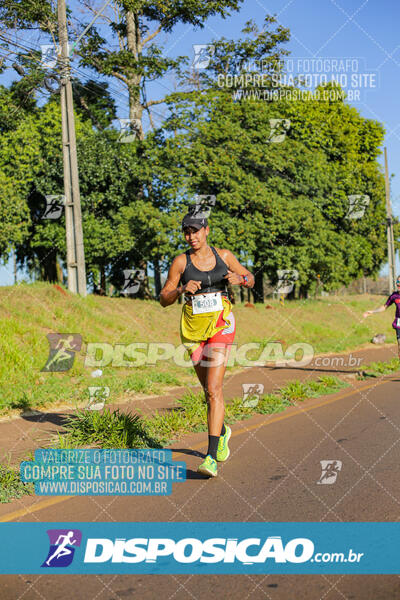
[[58, 0, 87, 296], [384, 147, 396, 293]]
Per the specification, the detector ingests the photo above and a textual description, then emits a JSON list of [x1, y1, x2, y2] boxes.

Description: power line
[[0, 29, 175, 110], [0, 32, 133, 109], [0, 30, 196, 136], [0, 30, 175, 132], [69, 0, 113, 55]]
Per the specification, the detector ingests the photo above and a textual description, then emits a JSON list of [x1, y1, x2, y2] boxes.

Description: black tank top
[[180, 246, 229, 296]]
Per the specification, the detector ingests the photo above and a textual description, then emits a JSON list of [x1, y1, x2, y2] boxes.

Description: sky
[[1, 0, 399, 285]]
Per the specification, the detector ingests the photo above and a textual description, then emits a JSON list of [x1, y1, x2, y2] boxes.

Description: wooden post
[[384, 147, 396, 292], [58, 0, 87, 296]]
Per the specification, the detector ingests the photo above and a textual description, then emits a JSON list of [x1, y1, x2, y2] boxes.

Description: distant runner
[[160, 212, 254, 477], [363, 276, 400, 359]]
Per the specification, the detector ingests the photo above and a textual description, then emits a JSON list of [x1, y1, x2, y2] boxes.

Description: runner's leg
[[191, 342, 208, 390], [203, 313, 235, 438], [196, 308, 235, 470], [193, 360, 208, 391], [203, 345, 230, 436], [196, 314, 235, 473]]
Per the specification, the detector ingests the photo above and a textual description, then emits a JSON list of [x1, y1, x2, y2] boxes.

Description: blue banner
[[0, 522, 399, 574], [20, 449, 186, 496]]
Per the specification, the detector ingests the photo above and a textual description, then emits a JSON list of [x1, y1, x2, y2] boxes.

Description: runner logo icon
[[192, 44, 215, 69], [242, 383, 264, 407], [122, 269, 145, 295], [42, 529, 82, 568], [42, 195, 65, 219], [41, 334, 82, 372], [317, 460, 342, 485]]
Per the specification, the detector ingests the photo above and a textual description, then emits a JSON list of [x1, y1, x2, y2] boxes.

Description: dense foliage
[[0, 5, 393, 298]]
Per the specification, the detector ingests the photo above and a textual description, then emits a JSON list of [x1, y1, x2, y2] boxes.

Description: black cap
[[181, 213, 208, 231]]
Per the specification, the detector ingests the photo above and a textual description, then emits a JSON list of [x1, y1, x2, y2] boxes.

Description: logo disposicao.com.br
[[40, 530, 364, 569]]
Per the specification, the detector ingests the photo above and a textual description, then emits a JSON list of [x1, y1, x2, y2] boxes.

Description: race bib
[[192, 292, 223, 315]]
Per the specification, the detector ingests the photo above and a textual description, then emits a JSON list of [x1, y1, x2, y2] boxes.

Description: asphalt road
[[2, 372, 400, 599]]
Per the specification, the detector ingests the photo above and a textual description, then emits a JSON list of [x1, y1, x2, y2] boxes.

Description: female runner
[[363, 276, 400, 360], [160, 212, 254, 477]]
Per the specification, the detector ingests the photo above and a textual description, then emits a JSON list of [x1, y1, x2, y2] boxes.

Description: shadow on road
[[171, 447, 214, 479], [261, 365, 361, 375], [19, 410, 70, 427]]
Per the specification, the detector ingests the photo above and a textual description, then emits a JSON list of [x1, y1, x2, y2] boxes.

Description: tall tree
[[75, 0, 243, 138], [153, 18, 391, 299]]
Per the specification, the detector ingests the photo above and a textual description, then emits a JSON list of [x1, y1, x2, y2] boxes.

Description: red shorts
[[190, 310, 236, 365]]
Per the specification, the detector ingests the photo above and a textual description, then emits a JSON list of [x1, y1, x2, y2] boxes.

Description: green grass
[[56, 408, 161, 449], [280, 376, 347, 402], [0, 463, 34, 503], [0, 282, 397, 414], [358, 357, 400, 378], [54, 375, 349, 449]]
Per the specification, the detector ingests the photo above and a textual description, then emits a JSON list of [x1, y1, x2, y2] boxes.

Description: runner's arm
[[220, 249, 255, 288], [363, 305, 387, 318], [159, 256, 185, 307]]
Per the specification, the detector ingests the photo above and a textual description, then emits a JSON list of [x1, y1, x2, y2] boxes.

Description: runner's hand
[[183, 280, 202, 294], [363, 311, 371, 318], [224, 270, 243, 286]]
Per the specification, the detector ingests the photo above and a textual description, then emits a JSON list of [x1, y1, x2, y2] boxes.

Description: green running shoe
[[197, 455, 218, 477], [216, 425, 231, 462]]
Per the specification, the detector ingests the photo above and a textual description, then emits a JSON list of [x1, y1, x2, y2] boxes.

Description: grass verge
[[357, 357, 400, 378], [56, 408, 161, 449], [0, 463, 34, 503], [0, 283, 397, 414], [56, 375, 348, 449]]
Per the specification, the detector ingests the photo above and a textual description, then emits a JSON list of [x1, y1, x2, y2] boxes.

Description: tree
[[75, 0, 243, 138], [153, 19, 389, 299], [0, 0, 244, 292], [75, 128, 175, 295], [1, 89, 175, 290], [0, 6, 391, 300], [4, 98, 93, 281], [0, 86, 33, 257], [0, 0, 55, 31]]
